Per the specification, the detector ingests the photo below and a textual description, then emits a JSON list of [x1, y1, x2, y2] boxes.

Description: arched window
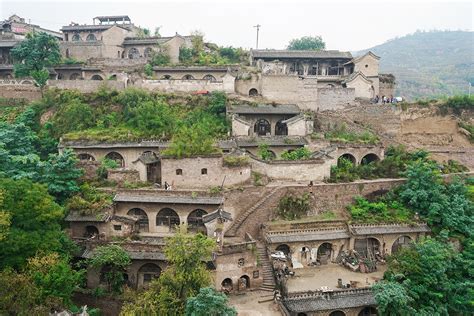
[[138, 263, 161, 286], [128, 47, 140, 59], [176, 168, 183, 175], [221, 278, 233, 292], [156, 208, 180, 228], [105, 151, 125, 167], [86, 33, 97, 41], [78, 153, 95, 161], [275, 119, 288, 136], [249, 88, 258, 97], [69, 73, 81, 80], [338, 153, 356, 166], [276, 244, 290, 256], [144, 47, 153, 58], [203, 74, 216, 82], [57, 73, 64, 80], [91, 74, 103, 80], [182, 74, 195, 80], [72, 34, 81, 41], [127, 208, 149, 233], [84, 225, 99, 238], [201, 168, 207, 175], [361, 153, 380, 165], [391, 236, 412, 254], [254, 119, 271, 136], [162, 75, 172, 79], [187, 209, 208, 233]]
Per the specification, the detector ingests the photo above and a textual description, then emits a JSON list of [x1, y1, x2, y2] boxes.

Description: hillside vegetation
[[356, 30, 474, 100]]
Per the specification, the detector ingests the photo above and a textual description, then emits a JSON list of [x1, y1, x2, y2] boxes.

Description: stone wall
[[49, 80, 125, 93], [317, 88, 355, 110], [161, 156, 251, 189], [108, 169, 140, 184], [250, 156, 336, 182], [137, 74, 235, 93], [0, 83, 41, 101], [234, 73, 262, 96]]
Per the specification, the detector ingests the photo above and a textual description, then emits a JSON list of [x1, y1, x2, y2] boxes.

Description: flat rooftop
[[286, 264, 386, 293]]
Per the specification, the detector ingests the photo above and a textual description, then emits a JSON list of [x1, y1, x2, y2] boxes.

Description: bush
[[277, 192, 311, 220], [348, 196, 413, 224], [223, 155, 249, 167], [440, 95, 474, 114], [144, 63, 153, 77], [281, 147, 312, 160], [258, 143, 274, 161], [96, 158, 119, 179], [325, 123, 378, 144]]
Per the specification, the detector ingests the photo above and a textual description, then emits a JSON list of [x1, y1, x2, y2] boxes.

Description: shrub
[[348, 196, 413, 224], [277, 192, 311, 220], [281, 147, 312, 160], [324, 123, 378, 144], [96, 158, 119, 179], [440, 95, 474, 114], [144, 63, 153, 77], [223, 155, 249, 167], [258, 143, 274, 161]]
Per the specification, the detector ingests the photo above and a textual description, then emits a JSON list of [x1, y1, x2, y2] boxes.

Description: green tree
[[163, 126, 219, 158], [89, 244, 131, 294], [281, 147, 312, 160], [257, 143, 274, 161], [373, 281, 415, 316], [277, 192, 311, 220], [26, 253, 84, 307], [287, 36, 326, 50], [185, 287, 237, 316], [51, 99, 96, 137], [41, 149, 84, 202], [11, 32, 61, 94], [0, 178, 68, 269], [0, 190, 11, 241], [121, 227, 215, 315]]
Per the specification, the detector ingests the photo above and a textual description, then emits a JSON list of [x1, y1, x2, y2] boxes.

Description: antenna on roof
[[253, 24, 261, 49]]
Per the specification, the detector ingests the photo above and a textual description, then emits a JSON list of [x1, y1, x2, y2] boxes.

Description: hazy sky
[[1, 0, 472, 51]]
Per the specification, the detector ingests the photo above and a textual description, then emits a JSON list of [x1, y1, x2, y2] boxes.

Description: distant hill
[[355, 31, 474, 100]]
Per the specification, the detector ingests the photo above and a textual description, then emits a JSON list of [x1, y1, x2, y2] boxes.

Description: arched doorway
[[359, 306, 378, 316], [128, 47, 140, 59], [138, 263, 161, 287], [329, 311, 346, 316], [354, 238, 381, 258], [239, 275, 250, 290], [276, 244, 290, 256], [275, 120, 288, 136], [254, 119, 271, 136], [91, 74, 103, 80], [249, 88, 258, 96], [69, 73, 81, 80], [338, 153, 356, 166], [182, 74, 195, 80], [221, 278, 233, 292], [203, 74, 217, 82], [391, 236, 412, 254], [187, 209, 208, 234], [361, 153, 380, 165], [105, 151, 125, 167], [78, 153, 95, 161], [317, 243, 333, 264], [156, 208, 180, 230], [127, 208, 149, 233], [84, 225, 99, 238], [299, 246, 311, 266]]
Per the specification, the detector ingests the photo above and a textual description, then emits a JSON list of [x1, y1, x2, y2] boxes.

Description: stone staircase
[[257, 244, 276, 292], [225, 187, 282, 237]]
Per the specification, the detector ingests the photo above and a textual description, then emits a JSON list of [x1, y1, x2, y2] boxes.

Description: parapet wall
[[137, 78, 235, 93], [0, 81, 41, 101], [49, 80, 125, 93]]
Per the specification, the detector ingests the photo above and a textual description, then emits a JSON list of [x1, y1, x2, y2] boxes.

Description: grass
[[324, 124, 379, 145]]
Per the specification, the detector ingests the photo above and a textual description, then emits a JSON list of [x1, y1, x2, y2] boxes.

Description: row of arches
[[78, 151, 124, 167], [126, 208, 208, 234], [337, 153, 380, 166], [99, 262, 161, 288], [297, 307, 377, 316], [58, 73, 104, 81], [159, 74, 218, 81], [71, 33, 97, 42], [254, 118, 288, 136], [221, 275, 251, 292]]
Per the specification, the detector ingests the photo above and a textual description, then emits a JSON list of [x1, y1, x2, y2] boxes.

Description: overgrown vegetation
[[223, 155, 250, 167], [329, 145, 467, 183], [257, 143, 275, 161], [65, 183, 113, 216], [324, 123, 379, 144], [287, 35, 326, 50], [277, 192, 311, 220], [281, 147, 312, 160], [348, 196, 413, 224]]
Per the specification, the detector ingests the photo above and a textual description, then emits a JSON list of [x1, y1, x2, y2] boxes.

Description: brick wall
[[0, 84, 41, 101]]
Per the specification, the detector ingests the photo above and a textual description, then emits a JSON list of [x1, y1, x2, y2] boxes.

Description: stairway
[[257, 244, 276, 292], [225, 187, 281, 237]]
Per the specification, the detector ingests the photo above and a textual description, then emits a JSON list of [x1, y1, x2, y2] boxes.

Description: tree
[[89, 244, 131, 294], [257, 143, 274, 161], [373, 281, 415, 316], [0, 190, 10, 241], [0, 178, 68, 269], [11, 32, 61, 94], [287, 36, 326, 50], [121, 227, 215, 315], [26, 253, 84, 307], [41, 149, 84, 202], [185, 287, 237, 316]]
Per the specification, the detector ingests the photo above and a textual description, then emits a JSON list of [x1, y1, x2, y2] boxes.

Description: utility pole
[[254, 24, 261, 49]]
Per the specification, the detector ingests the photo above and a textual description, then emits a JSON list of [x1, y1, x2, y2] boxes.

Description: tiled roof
[[202, 208, 232, 223], [283, 289, 375, 312], [266, 229, 350, 243], [349, 223, 430, 235], [65, 212, 111, 222], [252, 49, 352, 59], [114, 193, 224, 205], [228, 104, 300, 115], [236, 136, 307, 147]]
